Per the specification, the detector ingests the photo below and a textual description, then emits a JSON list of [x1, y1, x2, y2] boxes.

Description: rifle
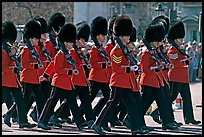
[[58, 39, 79, 74], [73, 44, 91, 69], [38, 40, 52, 62], [91, 36, 111, 65], [158, 44, 174, 69], [49, 33, 60, 52], [2, 41, 23, 71], [114, 36, 140, 73], [167, 39, 191, 59]]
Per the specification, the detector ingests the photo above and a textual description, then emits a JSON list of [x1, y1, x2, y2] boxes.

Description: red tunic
[[42, 39, 58, 78], [20, 46, 43, 84], [104, 42, 115, 80], [35, 44, 50, 78], [51, 50, 74, 90], [109, 46, 134, 89], [88, 47, 109, 83], [167, 46, 189, 83], [139, 51, 164, 88], [69, 49, 87, 87], [2, 50, 19, 88]]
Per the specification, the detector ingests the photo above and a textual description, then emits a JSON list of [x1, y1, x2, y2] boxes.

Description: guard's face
[[64, 41, 73, 50], [41, 33, 47, 41], [175, 38, 183, 46], [78, 38, 86, 48], [97, 34, 106, 44], [120, 36, 130, 44], [30, 38, 39, 46]]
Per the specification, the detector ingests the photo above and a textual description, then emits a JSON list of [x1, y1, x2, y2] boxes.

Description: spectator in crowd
[[197, 43, 202, 79], [186, 43, 194, 82]]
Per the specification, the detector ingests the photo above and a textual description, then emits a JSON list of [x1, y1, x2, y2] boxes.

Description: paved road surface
[[2, 81, 202, 135]]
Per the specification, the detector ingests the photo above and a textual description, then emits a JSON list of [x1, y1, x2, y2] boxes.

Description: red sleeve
[[110, 48, 127, 74], [54, 52, 70, 75], [89, 47, 102, 69], [104, 43, 114, 58], [69, 49, 80, 67], [167, 47, 186, 68], [44, 40, 56, 58], [140, 52, 154, 73], [2, 51, 14, 73], [43, 60, 55, 77], [20, 48, 35, 69]]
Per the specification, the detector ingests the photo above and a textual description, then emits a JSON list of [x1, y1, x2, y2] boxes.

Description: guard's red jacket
[[44, 40, 57, 59], [104, 42, 114, 80], [42, 39, 58, 79], [167, 46, 189, 83], [51, 50, 75, 90], [69, 49, 87, 87], [2, 50, 19, 88], [109, 46, 135, 89], [35, 44, 51, 78], [88, 46, 109, 83], [139, 51, 164, 88], [156, 60, 169, 85], [20, 46, 44, 84]]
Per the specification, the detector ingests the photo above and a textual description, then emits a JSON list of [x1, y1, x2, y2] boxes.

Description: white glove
[[130, 65, 139, 71]]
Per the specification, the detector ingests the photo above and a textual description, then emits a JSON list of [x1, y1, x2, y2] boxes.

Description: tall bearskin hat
[[75, 21, 90, 42], [23, 19, 41, 39], [2, 21, 17, 43], [151, 15, 169, 35], [91, 16, 107, 37], [167, 20, 185, 40], [34, 17, 48, 34], [108, 15, 118, 35], [129, 26, 136, 42], [48, 12, 66, 33], [144, 22, 165, 42], [113, 15, 133, 36], [58, 23, 76, 43]]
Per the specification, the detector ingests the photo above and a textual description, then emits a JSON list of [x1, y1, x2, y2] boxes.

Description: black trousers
[[54, 85, 96, 121], [2, 88, 17, 119], [22, 82, 46, 118], [94, 86, 143, 132], [28, 81, 52, 117], [151, 82, 175, 122], [141, 85, 173, 125], [109, 100, 126, 123], [89, 80, 111, 116], [169, 81, 195, 122], [39, 87, 85, 128], [2, 86, 27, 124], [121, 92, 145, 128]]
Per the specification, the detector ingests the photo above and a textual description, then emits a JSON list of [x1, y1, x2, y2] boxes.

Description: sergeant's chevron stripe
[[112, 54, 122, 64]]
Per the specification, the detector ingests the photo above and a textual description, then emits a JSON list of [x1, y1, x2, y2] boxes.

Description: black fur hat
[[35, 17, 48, 34], [91, 16, 107, 37], [129, 26, 136, 42], [48, 12, 66, 33], [113, 15, 133, 36], [2, 21, 17, 43], [151, 16, 169, 35], [58, 23, 76, 43], [75, 21, 90, 42], [144, 22, 165, 42], [24, 19, 41, 39], [167, 20, 185, 40], [108, 15, 118, 35]]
